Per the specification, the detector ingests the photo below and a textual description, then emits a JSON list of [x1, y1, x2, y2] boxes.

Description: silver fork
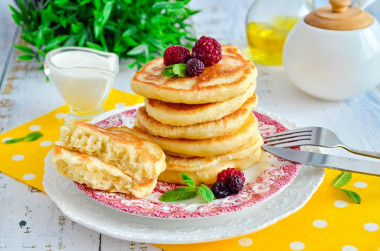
[[264, 127, 380, 159]]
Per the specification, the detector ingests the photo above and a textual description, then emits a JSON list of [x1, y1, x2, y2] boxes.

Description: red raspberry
[[186, 58, 204, 77], [192, 36, 222, 66], [163, 45, 191, 66], [227, 175, 244, 194], [217, 168, 245, 184]]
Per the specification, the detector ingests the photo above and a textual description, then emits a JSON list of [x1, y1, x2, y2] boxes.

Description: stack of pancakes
[[131, 45, 263, 185]]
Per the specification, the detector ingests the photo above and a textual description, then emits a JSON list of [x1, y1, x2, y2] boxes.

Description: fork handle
[[336, 145, 380, 159]]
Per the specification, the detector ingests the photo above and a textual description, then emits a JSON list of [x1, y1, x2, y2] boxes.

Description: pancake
[[56, 121, 166, 182], [145, 83, 256, 126], [131, 45, 257, 104], [52, 146, 157, 198], [137, 95, 257, 139], [158, 136, 263, 185], [133, 114, 258, 157]]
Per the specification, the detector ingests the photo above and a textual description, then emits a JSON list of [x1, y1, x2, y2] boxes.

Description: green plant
[[9, 0, 199, 69], [332, 171, 361, 204]]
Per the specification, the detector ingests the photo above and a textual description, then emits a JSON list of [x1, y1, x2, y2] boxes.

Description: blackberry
[[192, 36, 222, 66], [163, 45, 191, 66], [227, 175, 244, 194], [186, 58, 205, 77], [217, 168, 245, 184], [211, 182, 230, 199]]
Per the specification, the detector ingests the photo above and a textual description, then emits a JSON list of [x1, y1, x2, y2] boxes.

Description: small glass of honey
[[246, 0, 313, 65]]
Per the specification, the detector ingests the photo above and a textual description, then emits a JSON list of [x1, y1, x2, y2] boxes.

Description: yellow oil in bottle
[[246, 16, 298, 65]]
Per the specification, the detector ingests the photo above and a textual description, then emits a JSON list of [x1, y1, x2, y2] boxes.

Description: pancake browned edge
[[158, 131, 264, 185], [134, 113, 258, 157], [52, 146, 157, 198], [56, 121, 166, 182], [144, 82, 256, 126], [131, 45, 257, 104], [137, 94, 258, 139]]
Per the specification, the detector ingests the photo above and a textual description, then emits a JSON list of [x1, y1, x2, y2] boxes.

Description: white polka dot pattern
[[40, 141, 52, 147], [2, 137, 12, 143], [313, 220, 327, 228], [353, 182, 367, 188], [342, 245, 358, 251], [22, 174, 36, 180], [290, 241, 305, 250], [29, 125, 41, 131], [55, 113, 66, 119], [334, 200, 348, 208], [364, 223, 378, 232], [115, 103, 126, 108], [238, 238, 253, 247], [12, 154, 24, 161]]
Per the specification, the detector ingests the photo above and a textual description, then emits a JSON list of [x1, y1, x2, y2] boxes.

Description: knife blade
[[262, 145, 380, 176]]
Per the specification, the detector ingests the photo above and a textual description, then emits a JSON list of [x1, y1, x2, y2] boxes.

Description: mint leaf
[[339, 188, 361, 204], [197, 184, 215, 203], [161, 65, 175, 77], [24, 132, 43, 142], [4, 137, 25, 144], [159, 187, 197, 202], [182, 172, 195, 188], [173, 64, 186, 77], [332, 171, 352, 188], [4, 131, 43, 144], [162, 64, 186, 77]]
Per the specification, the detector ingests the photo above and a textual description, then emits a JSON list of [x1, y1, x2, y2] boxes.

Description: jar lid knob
[[330, 0, 350, 13]]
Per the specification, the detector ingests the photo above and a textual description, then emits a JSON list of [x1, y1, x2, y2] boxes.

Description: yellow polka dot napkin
[[1, 89, 379, 250], [0, 89, 143, 192]]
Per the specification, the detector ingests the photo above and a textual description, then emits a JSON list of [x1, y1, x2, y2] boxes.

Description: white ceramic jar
[[283, 1, 380, 101]]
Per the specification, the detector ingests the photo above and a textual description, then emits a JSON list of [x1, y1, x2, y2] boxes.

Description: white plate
[[43, 108, 324, 244]]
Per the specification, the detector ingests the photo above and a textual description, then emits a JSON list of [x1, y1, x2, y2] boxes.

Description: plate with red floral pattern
[[73, 105, 302, 219]]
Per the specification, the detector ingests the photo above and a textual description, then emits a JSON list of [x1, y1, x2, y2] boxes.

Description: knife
[[262, 145, 380, 176]]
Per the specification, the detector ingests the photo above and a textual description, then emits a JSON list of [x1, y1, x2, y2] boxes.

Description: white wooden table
[[1, 0, 379, 250]]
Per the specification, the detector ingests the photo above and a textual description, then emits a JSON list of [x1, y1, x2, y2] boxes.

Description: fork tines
[[263, 127, 314, 147]]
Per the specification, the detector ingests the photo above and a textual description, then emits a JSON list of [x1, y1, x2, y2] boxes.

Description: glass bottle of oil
[[246, 0, 314, 65]]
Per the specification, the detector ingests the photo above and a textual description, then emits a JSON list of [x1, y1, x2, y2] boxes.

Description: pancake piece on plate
[[131, 45, 257, 104], [144, 83, 256, 126], [136, 94, 257, 139], [55, 121, 166, 182], [52, 146, 157, 198]]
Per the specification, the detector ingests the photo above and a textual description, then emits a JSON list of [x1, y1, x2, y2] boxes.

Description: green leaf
[[4, 137, 25, 144], [161, 65, 175, 77], [181, 172, 195, 188], [197, 184, 215, 203], [339, 188, 361, 204], [101, 1, 115, 26], [127, 44, 148, 56], [45, 35, 68, 51], [159, 187, 197, 202], [86, 42, 104, 51], [13, 45, 35, 55], [18, 54, 34, 61], [332, 171, 352, 188], [173, 64, 186, 77], [24, 131, 43, 142]]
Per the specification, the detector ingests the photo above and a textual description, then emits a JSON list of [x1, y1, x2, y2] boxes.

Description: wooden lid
[[304, 0, 373, 30]]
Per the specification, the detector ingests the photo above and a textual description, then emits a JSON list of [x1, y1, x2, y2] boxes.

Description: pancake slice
[[145, 82, 256, 126], [52, 146, 157, 198], [131, 45, 257, 104], [56, 121, 166, 182], [137, 94, 258, 139]]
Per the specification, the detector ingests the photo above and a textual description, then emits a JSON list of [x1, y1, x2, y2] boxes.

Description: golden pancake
[[158, 138, 263, 185], [56, 121, 166, 182], [145, 83, 256, 126], [131, 45, 257, 104], [52, 146, 157, 198], [136, 95, 257, 139], [133, 114, 258, 157]]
